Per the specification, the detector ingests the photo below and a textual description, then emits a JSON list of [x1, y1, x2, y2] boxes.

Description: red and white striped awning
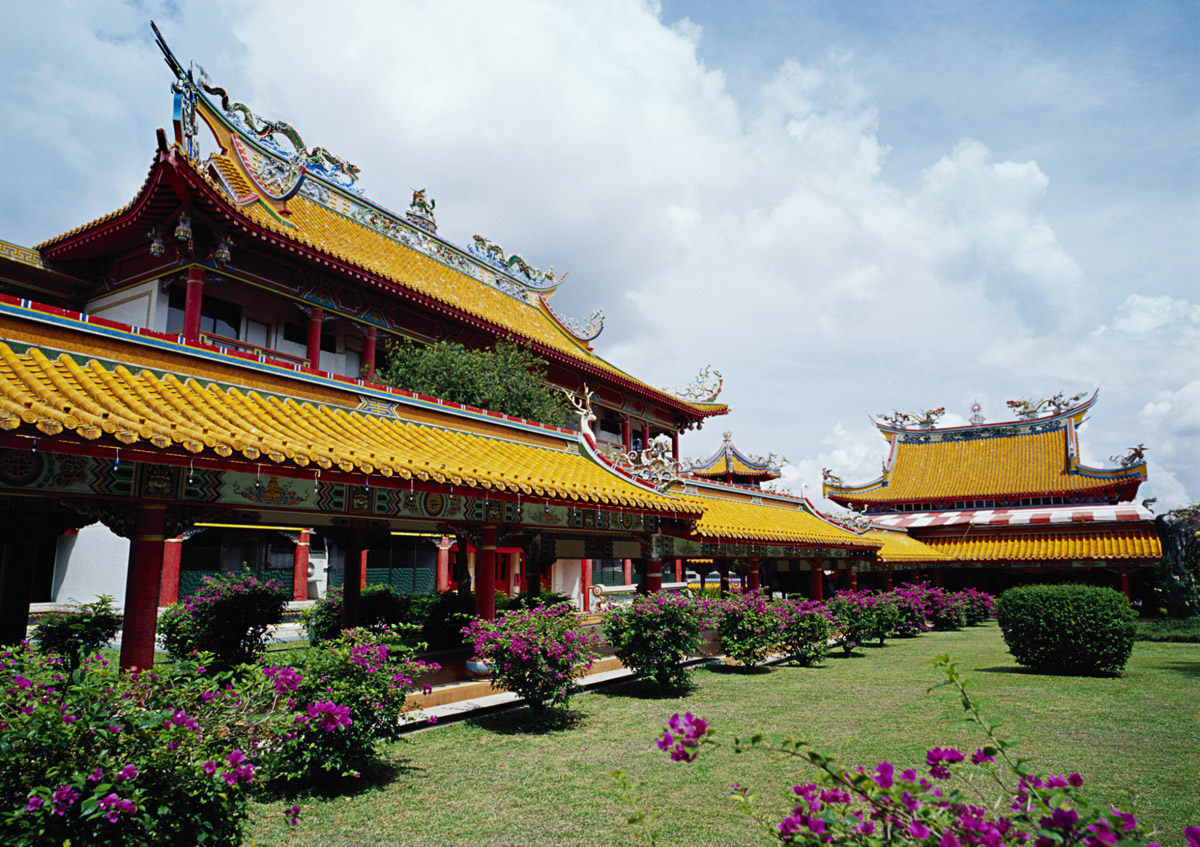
[[865, 504, 1153, 530]]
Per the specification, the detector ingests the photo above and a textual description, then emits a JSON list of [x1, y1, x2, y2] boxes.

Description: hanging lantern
[[147, 228, 165, 257], [174, 214, 192, 242], [213, 236, 231, 266]]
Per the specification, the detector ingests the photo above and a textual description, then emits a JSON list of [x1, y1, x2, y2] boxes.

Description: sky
[[1, 1, 1197, 511]]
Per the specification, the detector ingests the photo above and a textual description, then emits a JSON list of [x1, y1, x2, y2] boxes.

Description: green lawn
[[246, 623, 1200, 846]]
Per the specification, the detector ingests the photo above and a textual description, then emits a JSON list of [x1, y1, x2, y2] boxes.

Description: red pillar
[[306, 307, 324, 370], [292, 529, 311, 602], [160, 535, 183, 606], [623, 558, 633, 585], [476, 525, 497, 620], [119, 504, 167, 671], [622, 417, 632, 452], [884, 569, 894, 591], [1119, 565, 1131, 600], [341, 528, 363, 630], [363, 326, 377, 381], [581, 558, 592, 612], [809, 564, 823, 602], [646, 559, 663, 593], [849, 570, 859, 591], [641, 420, 651, 450], [933, 569, 943, 588], [436, 537, 451, 592], [672, 432, 679, 461], [748, 558, 760, 591], [182, 266, 205, 344], [674, 558, 683, 583]]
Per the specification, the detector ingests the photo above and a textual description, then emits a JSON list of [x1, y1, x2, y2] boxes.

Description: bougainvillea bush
[[604, 592, 702, 690], [959, 588, 996, 626], [924, 587, 967, 631], [463, 603, 598, 714], [716, 591, 783, 668], [651, 655, 1198, 847], [269, 630, 438, 780], [774, 599, 832, 666], [0, 643, 254, 846], [158, 572, 288, 667], [826, 591, 878, 656], [889, 584, 931, 636]]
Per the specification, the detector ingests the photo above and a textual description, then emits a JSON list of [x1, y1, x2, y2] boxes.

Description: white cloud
[[0, 1, 1195, 509]]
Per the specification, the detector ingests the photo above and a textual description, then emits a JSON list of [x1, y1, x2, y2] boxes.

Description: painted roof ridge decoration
[[0, 341, 700, 514], [540, 293, 603, 343], [686, 430, 783, 481], [666, 365, 723, 404], [873, 390, 1099, 438]]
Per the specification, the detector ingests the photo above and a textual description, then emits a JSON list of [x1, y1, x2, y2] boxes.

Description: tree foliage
[[378, 339, 572, 428]]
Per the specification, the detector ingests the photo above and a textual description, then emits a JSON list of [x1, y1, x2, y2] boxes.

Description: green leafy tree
[[378, 339, 572, 428]]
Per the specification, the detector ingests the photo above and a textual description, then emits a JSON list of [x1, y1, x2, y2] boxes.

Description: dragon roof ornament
[[469, 236, 563, 289], [405, 189, 438, 234], [1006, 391, 1087, 420], [152, 23, 360, 189], [1110, 444, 1147, 469], [878, 407, 945, 429], [539, 293, 604, 342], [611, 438, 682, 493], [668, 365, 723, 403]]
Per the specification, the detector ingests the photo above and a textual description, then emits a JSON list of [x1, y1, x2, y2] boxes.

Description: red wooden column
[[476, 525, 497, 621], [933, 569, 943, 588], [1119, 565, 1131, 600], [674, 558, 683, 582], [809, 563, 823, 602], [623, 558, 633, 585], [641, 420, 651, 450], [671, 432, 679, 461], [884, 569, 894, 591], [748, 558, 760, 591], [292, 529, 311, 601], [159, 534, 183, 606], [436, 536, 451, 592], [849, 569, 859, 591], [306, 307, 324, 369], [362, 326, 378, 381], [622, 417, 632, 452], [120, 504, 167, 671], [341, 528, 363, 630], [645, 558, 663, 593], [580, 558, 592, 611], [182, 266, 205, 344]]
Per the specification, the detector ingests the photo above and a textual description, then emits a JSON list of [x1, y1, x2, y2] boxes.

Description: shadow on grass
[[703, 663, 773, 675], [590, 677, 697, 700], [1154, 661, 1200, 679], [824, 651, 868, 660], [974, 665, 1122, 679], [260, 754, 424, 800], [468, 705, 586, 735]]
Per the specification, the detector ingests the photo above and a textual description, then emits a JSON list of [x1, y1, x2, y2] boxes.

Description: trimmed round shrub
[[774, 598, 832, 665], [995, 584, 1137, 675], [32, 596, 122, 671], [158, 573, 287, 667], [605, 591, 701, 689]]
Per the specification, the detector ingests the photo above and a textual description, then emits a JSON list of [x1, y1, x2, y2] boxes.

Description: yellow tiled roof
[[0, 342, 699, 513], [207, 156, 725, 417], [921, 528, 1162, 562], [863, 530, 953, 563], [830, 429, 1136, 503], [690, 494, 880, 549]]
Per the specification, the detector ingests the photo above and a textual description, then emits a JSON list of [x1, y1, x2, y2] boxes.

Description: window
[[166, 288, 241, 340], [282, 321, 306, 345]]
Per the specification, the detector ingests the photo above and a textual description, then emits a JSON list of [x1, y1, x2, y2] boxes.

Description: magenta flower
[[284, 803, 301, 826], [25, 795, 43, 813], [116, 764, 138, 781], [51, 785, 80, 816]]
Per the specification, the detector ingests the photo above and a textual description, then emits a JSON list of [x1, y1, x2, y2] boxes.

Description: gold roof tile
[[0, 342, 699, 515], [921, 528, 1162, 562], [690, 493, 879, 549]]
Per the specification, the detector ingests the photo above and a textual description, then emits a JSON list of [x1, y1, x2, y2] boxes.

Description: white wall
[[85, 281, 162, 330], [53, 522, 129, 605], [552, 558, 583, 610]]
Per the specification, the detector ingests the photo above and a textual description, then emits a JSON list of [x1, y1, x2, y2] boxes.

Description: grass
[[1137, 616, 1200, 642], [246, 623, 1200, 847]]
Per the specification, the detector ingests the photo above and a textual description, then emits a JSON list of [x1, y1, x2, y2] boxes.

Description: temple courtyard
[[243, 623, 1200, 846]]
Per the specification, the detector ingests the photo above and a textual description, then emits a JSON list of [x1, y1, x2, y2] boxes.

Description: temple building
[[0, 25, 881, 668], [822, 394, 1162, 598]]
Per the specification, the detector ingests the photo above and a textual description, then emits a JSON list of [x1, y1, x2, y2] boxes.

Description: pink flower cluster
[[656, 712, 709, 762]]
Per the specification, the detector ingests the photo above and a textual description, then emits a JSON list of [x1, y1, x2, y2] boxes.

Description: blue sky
[[1, 1, 1197, 508]]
